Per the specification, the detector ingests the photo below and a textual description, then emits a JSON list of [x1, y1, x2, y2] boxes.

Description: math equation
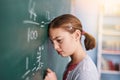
[[21, 0, 53, 80]]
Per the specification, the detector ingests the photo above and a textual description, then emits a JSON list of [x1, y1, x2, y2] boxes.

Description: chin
[[60, 54, 69, 57]]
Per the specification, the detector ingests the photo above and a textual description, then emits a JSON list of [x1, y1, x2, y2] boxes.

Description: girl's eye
[[57, 39, 63, 43]]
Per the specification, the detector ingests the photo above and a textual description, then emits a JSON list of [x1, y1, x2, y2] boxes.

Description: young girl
[[44, 14, 99, 80]]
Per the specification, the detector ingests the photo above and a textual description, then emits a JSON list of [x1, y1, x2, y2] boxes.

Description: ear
[[74, 30, 81, 41]]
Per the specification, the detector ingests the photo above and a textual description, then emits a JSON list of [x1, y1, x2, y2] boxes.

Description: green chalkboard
[[0, 0, 70, 80]]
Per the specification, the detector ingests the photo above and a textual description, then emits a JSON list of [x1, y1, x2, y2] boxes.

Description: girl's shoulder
[[67, 55, 99, 80], [76, 55, 97, 72]]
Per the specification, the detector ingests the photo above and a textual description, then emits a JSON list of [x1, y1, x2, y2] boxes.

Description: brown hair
[[48, 14, 96, 50]]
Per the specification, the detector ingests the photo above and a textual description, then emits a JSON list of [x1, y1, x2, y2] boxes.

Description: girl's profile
[[44, 14, 99, 80]]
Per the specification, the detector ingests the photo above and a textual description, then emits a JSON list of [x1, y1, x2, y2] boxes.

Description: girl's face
[[49, 28, 77, 57]]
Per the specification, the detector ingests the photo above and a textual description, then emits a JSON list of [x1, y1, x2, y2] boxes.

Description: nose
[[53, 42, 60, 50]]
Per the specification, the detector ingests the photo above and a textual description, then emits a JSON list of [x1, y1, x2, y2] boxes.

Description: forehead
[[49, 28, 70, 39]]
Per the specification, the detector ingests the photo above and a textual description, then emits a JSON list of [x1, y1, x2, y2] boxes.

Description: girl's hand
[[44, 68, 57, 80]]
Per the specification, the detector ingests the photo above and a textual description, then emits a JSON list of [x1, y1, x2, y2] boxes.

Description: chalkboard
[[0, 0, 70, 80]]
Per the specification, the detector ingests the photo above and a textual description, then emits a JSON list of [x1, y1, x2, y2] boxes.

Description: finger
[[47, 68, 53, 73], [44, 76, 49, 80]]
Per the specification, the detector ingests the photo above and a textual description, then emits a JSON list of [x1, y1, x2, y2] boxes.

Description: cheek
[[61, 39, 76, 54]]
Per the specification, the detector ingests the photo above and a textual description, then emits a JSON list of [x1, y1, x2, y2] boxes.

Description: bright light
[[100, 0, 120, 15]]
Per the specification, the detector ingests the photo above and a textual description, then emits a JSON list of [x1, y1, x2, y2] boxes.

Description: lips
[[57, 51, 63, 55]]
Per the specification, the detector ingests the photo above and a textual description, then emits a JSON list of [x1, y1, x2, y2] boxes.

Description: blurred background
[[71, 0, 120, 80]]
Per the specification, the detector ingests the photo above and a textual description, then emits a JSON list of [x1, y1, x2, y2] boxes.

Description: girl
[[44, 14, 99, 80]]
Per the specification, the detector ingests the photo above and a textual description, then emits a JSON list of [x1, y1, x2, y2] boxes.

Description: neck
[[70, 43, 86, 65]]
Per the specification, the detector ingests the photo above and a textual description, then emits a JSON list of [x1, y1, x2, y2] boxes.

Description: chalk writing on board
[[22, 0, 54, 79], [23, 0, 52, 26], [36, 45, 44, 71], [23, 11, 52, 27], [24, 20, 39, 25], [23, 0, 53, 43], [25, 10, 52, 43], [29, 0, 37, 21], [26, 57, 29, 70], [23, 0, 38, 26], [27, 28, 38, 42], [22, 45, 44, 80]]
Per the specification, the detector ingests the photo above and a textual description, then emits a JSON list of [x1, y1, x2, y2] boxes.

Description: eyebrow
[[52, 36, 61, 41]]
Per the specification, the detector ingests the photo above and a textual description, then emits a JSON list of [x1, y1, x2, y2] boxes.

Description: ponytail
[[48, 14, 96, 51], [82, 31, 96, 50]]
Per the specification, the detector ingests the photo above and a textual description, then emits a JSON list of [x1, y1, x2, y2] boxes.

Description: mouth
[[57, 51, 63, 55]]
